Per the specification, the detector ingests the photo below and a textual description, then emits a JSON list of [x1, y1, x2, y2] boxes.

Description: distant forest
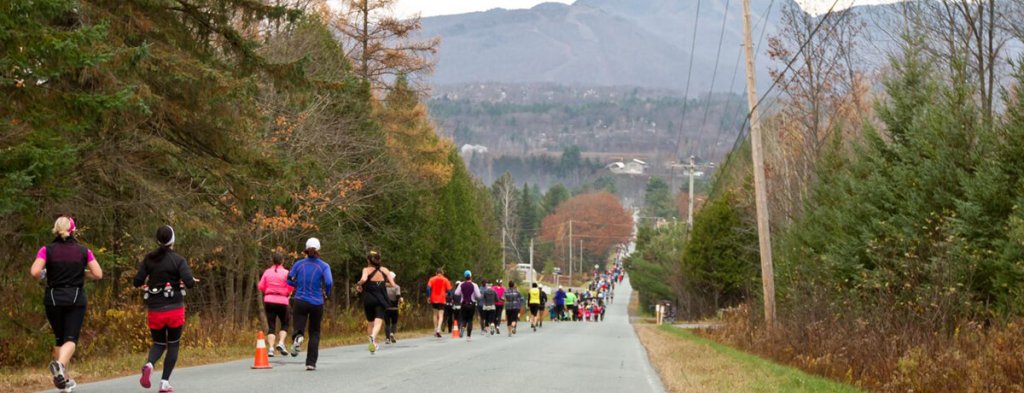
[[427, 84, 747, 164]]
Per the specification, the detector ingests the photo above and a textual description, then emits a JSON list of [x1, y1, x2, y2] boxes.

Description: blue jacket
[[554, 289, 566, 305], [287, 257, 333, 306]]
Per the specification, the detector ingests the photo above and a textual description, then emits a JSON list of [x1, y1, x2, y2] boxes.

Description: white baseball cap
[[305, 237, 321, 251]]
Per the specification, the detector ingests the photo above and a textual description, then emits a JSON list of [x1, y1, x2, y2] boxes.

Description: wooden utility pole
[[741, 0, 776, 325], [687, 155, 696, 231], [568, 220, 573, 284], [501, 227, 506, 279], [529, 238, 535, 283], [579, 239, 584, 278]]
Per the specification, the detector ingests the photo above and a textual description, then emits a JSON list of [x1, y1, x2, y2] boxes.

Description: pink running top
[[258, 265, 293, 305]]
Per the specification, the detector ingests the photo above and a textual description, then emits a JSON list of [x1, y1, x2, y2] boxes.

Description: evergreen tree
[[516, 183, 540, 259], [541, 183, 571, 217], [643, 177, 676, 219]]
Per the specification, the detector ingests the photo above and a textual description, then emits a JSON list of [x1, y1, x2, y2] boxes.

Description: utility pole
[[568, 220, 573, 285], [529, 238, 535, 284], [741, 0, 776, 325], [501, 227, 506, 280], [579, 239, 584, 279], [687, 155, 696, 231]]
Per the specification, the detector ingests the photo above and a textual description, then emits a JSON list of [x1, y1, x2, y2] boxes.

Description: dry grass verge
[[635, 324, 860, 393]]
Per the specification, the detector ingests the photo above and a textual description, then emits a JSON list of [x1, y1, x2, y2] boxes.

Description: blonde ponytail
[[52, 217, 73, 239]]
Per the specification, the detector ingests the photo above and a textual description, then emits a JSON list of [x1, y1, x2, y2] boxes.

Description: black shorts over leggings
[[264, 303, 289, 332], [45, 305, 87, 346]]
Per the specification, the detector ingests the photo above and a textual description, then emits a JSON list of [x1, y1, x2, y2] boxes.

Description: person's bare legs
[[371, 318, 383, 339], [277, 330, 288, 347], [266, 333, 276, 351], [433, 309, 444, 333], [55, 342, 75, 367]]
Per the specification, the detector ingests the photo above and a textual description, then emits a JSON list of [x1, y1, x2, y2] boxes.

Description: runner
[[257, 252, 293, 357], [481, 280, 498, 335], [554, 286, 566, 321], [538, 286, 548, 328], [503, 281, 523, 336], [527, 282, 541, 332], [492, 279, 506, 335], [355, 250, 396, 354], [30, 216, 103, 392], [450, 280, 463, 335], [384, 271, 402, 344], [287, 238, 333, 370], [565, 289, 578, 321], [456, 271, 482, 341], [443, 283, 456, 334], [133, 225, 195, 392], [427, 268, 452, 338]]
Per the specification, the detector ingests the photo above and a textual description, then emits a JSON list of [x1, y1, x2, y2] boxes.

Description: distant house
[[607, 159, 646, 175], [460, 144, 489, 156]]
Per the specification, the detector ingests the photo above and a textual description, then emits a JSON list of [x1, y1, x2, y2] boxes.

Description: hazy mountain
[[419, 0, 793, 94]]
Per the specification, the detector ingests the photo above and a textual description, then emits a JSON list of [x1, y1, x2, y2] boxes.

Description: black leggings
[[148, 326, 183, 381], [458, 306, 475, 337], [442, 305, 455, 332], [292, 300, 323, 367], [481, 309, 495, 328], [384, 309, 399, 337], [45, 305, 86, 346], [264, 303, 289, 332]]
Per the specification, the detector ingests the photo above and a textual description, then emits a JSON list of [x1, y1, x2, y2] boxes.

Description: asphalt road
[[67, 278, 664, 393]]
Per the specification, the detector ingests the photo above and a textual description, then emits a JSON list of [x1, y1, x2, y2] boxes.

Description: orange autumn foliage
[[539, 192, 633, 261]]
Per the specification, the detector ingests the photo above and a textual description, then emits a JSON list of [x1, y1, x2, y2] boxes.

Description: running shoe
[[268, 348, 275, 357], [292, 335, 303, 357], [140, 363, 153, 388], [159, 381, 175, 392], [276, 344, 289, 357], [368, 336, 377, 354], [49, 360, 66, 389], [306, 365, 316, 371], [496, 327, 501, 335], [434, 332, 442, 338], [390, 334, 397, 344], [61, 378, 77, 393]]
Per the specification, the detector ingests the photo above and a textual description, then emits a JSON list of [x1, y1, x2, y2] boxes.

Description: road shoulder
[[634, 324, 860, 393]]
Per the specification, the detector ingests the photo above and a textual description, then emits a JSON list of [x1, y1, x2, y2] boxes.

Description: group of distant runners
[[425, 265, 626, 340], [30, 215, 625, 392]]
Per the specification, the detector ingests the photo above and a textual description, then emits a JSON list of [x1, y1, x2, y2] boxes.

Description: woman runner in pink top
[[258, 252, 294, 357]]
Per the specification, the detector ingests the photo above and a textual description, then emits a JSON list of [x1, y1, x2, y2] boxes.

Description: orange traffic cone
[[451, 320, 460, 338], [252, 331, 272, 369]]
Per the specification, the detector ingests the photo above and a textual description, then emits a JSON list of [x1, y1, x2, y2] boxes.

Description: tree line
[[0, 0, 497, 369], [628, 1, 1024, 390]]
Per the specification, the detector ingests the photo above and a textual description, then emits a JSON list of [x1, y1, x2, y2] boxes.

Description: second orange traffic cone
[[252, 331, 272, 369], [451, 320, 460, 338]]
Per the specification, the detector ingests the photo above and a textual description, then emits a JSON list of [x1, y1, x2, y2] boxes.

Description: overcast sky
[[390, 0, 901, 18]]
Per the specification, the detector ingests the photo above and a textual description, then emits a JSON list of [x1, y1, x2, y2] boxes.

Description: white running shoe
[[61, 379, 77, 392], [292, 335, 304, 357], [49, 360, 66, 389]]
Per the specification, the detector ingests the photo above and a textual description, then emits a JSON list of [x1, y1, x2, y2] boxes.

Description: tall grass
[[705, 304, 1024, 392]]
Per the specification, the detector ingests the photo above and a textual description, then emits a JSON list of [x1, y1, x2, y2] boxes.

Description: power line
[[696, 0, 734, 149], [728, 0, 853, 154], [673, 0, 703, 161], [712, 0, 776, 156]]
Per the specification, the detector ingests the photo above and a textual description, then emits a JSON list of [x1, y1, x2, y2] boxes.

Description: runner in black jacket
[[133, 226, 196, 393]]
